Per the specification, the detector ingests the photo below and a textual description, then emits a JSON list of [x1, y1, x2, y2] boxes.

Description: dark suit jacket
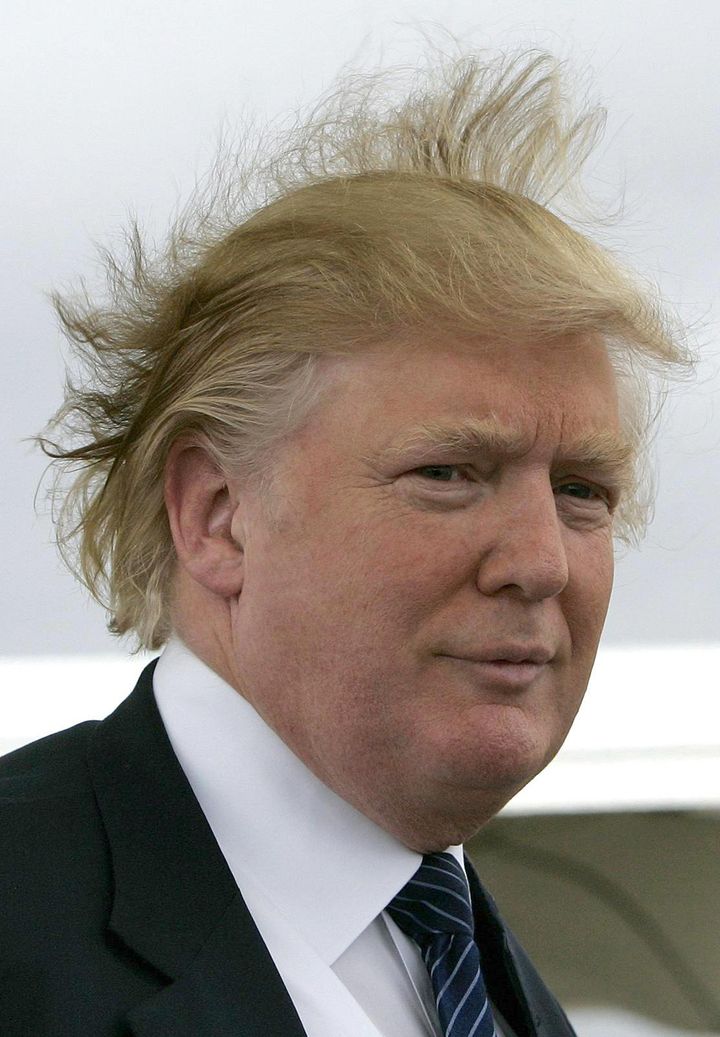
[[0, 660, 577, 1036]]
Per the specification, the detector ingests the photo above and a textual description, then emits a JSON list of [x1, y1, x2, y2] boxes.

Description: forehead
[[317, 331, 623, 453]]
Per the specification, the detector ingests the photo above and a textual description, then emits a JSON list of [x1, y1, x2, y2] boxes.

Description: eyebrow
[[377, 418, 636, 477]]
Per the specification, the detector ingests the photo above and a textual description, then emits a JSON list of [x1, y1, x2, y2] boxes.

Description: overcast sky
[[2, 0, 718, 656]]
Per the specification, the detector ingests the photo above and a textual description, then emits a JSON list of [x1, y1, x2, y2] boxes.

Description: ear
[[164, 440, 244, 598]]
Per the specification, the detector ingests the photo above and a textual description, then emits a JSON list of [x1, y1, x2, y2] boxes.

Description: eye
[[555, 481, 611, 506], [413, 465, 469, 483]]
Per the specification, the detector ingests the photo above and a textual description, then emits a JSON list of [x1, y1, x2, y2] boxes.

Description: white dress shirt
[[153, 637, 509, 1037]]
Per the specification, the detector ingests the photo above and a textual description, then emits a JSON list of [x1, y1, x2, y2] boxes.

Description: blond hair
[[40, 50, 691, 650]]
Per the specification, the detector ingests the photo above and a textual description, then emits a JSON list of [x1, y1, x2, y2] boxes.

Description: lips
[[436, 646, 554, 691], [440, 646, 554, 665]]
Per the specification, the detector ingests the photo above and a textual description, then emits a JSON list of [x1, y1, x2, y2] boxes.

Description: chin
[[398, 798, 512, 854], [395, 768, 537, 853], [431, 712, 558, 796]]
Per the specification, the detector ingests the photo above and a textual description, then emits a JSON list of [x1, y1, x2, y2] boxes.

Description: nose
[[475, 479, 570, 601]]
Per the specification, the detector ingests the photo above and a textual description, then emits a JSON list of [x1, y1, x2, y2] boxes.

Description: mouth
[[437, 651, 553, 690]]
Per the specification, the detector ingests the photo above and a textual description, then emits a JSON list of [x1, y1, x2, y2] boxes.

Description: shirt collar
[[153, 636, 464, 965]]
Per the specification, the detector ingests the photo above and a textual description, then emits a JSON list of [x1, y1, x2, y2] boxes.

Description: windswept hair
[[40, 48, 692, 650]]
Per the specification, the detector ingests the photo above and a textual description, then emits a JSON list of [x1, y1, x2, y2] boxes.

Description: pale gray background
[[2, 0, 718, 656]]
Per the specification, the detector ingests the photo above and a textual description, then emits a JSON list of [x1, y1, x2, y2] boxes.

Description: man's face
[[227, 332, 626, 850]]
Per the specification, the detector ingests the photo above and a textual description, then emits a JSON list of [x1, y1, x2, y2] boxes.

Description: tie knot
[[387, 852, 475, 945]]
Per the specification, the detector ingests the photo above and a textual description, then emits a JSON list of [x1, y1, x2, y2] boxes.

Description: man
[[0, 50, 689, 1036]]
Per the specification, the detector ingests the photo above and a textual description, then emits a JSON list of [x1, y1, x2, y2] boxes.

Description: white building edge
[[2, 645, 718, 815]]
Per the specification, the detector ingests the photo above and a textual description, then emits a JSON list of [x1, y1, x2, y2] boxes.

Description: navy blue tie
[[387, 852, 497, 1037]]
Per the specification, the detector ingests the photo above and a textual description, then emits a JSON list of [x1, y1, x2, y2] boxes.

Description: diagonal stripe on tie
[[387, 852, 497, 1037]]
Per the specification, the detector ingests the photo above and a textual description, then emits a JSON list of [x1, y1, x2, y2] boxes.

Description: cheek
[[357, 508, 474, 588], [302, 504, 460, 602], [565, 532, 615, 656]]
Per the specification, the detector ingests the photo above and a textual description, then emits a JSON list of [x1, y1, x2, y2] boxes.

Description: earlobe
[[164, 441, 245, 598]]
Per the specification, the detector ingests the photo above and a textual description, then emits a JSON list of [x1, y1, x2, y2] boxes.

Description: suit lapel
[[88, 660, 307, 1037], [125, 894, 307, 1037], [465, 855, 578, 1037]]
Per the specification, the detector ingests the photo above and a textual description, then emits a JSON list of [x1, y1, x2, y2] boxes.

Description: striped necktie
[[387, 852, 497, 1037]]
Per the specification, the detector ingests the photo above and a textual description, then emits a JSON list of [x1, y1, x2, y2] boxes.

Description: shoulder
[[0, 722, 111, 930], [0, 657, 159, 807], [0, 660, 162, 927], [0, 713, 160, 1035], [0, 720, 104, 850], [0, 719, 103, 835], [0, 661, 159, 883], [0, 718, 98, 791], [0, 666, 170, 1034]]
